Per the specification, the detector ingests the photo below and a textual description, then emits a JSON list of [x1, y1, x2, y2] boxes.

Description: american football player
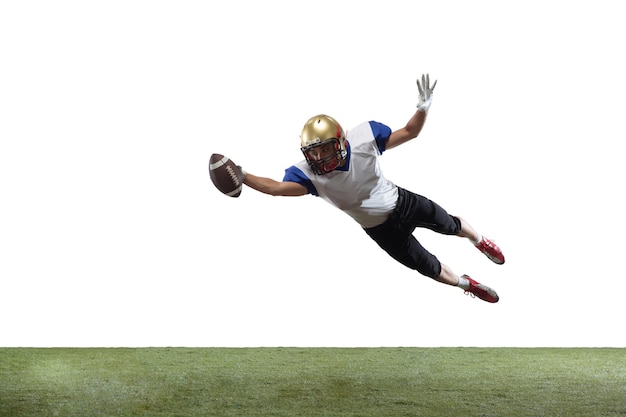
[[240, 74, 505, 303]]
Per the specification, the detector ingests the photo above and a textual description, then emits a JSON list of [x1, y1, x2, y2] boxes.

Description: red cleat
[[475, 237, 505, 265], [463, 275, 499, 303]]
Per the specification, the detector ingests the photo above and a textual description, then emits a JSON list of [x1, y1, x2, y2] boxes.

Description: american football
[[209, 153, 245, 197]]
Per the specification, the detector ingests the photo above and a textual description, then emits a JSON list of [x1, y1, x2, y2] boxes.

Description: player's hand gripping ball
[[209, 153, 245, 197]]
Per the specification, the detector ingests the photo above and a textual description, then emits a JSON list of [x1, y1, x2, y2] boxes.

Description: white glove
[[416, 73, 437, 112]]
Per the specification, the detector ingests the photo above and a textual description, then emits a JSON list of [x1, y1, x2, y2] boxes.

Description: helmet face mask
[[300, 115, 347, 175]]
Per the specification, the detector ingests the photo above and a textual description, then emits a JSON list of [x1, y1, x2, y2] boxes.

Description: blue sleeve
[[283, 165, 318, 196], [368, 121, 392, 154]]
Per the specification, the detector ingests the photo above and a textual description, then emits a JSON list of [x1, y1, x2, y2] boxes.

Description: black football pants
[[363, 187, 462, 279]]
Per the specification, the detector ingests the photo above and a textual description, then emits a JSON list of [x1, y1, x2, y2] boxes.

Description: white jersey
[[283, 121, 398, 228]]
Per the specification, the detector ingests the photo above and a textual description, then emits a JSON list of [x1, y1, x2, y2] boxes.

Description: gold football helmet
[[300, 114, 347, 175]]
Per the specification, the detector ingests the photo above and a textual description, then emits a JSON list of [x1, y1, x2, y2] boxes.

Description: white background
[[1, 1, 624, 347]]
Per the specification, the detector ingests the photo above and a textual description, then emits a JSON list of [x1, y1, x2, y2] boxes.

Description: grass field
[[1, 347, 624, 417]]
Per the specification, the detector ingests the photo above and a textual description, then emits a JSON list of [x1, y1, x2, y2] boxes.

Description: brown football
[[209, 153, 244, 197]]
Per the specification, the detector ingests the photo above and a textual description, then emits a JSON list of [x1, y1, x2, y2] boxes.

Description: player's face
[[305, 143, 335, 161], [301, 138, 346, 175]]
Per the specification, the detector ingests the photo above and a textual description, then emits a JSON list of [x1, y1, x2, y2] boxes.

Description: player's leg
[[370, 231, 500, 303], [395, 187, 462, 235], [364, 222, 439, 277], [396, 187, 505, 265], [364, 212, 499, 303]]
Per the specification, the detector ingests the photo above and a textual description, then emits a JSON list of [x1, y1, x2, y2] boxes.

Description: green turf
[[1, 348, 624, 417]]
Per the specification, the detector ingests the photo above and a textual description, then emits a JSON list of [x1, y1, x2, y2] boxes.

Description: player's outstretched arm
[[243, 172, 308, 197], [386, 74, 437, 150]]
